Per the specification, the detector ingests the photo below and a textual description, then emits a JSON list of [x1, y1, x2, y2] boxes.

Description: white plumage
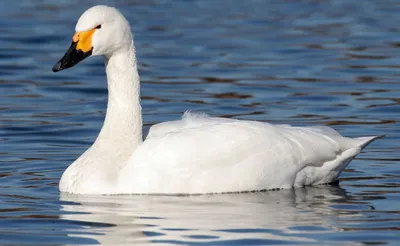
[[54, 5, 381, 195], [119, 112, 379, 194]]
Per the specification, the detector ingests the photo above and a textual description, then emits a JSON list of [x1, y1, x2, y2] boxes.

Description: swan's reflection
[[60, 186, 348, 244]]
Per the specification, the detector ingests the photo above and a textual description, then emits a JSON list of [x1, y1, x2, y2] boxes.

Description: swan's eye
[[95, 25, 102, 29]]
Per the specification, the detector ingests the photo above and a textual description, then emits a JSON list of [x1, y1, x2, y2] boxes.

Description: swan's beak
[[52, 29, 95, 72]]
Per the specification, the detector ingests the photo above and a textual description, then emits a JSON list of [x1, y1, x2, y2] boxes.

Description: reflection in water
[[60, 186, 348, 244]]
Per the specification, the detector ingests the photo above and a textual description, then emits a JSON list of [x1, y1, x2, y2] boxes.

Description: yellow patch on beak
[[72, 28, 96, 53]]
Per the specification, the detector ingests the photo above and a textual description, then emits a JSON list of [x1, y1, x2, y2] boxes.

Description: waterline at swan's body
[[53, 5, 381, 195]]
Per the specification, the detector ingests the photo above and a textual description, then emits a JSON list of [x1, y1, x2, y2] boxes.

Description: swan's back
[[118, 113, 378, 194]]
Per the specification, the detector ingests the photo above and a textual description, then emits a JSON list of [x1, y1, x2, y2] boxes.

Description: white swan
[[53, 5, 381, 195]]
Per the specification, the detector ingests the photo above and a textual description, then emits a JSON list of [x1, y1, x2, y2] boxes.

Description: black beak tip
[[52, 62, 62, 72], [52, 42, 92, 73]]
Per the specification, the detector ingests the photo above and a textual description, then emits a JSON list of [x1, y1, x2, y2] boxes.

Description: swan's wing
[[120, 116, 356, 194]]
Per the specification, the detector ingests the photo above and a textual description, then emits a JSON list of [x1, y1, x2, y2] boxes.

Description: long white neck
[[94, 41, 143, 153], [59, 41, 142, 193]]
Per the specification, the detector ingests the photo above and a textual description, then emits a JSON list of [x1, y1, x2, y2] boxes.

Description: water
[[0, 0, 399, 245]]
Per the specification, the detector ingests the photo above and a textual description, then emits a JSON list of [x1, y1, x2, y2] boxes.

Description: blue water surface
[[0, 0, 399, 245]]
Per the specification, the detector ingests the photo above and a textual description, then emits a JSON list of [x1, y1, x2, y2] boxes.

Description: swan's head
[[52, 5, 132, 72]]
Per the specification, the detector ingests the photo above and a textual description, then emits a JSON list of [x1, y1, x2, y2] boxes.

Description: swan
[[52, 5, 381, 195]]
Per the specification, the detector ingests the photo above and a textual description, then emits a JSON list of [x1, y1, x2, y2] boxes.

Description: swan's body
[[53, 5, 381, 195]]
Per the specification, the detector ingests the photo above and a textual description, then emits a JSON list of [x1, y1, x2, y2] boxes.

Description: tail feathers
[[295, 135, 383, 187], [355, 135, 384, 150]]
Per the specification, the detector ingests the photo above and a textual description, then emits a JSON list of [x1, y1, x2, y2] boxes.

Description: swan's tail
[[331, 135, 383, 173], [324, 134, 383, 182], [355, 135, 385, 150], [294, 134, 383, 187]]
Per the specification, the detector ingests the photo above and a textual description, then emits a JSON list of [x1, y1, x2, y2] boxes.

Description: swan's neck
[[95, 42, 142, 153]]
